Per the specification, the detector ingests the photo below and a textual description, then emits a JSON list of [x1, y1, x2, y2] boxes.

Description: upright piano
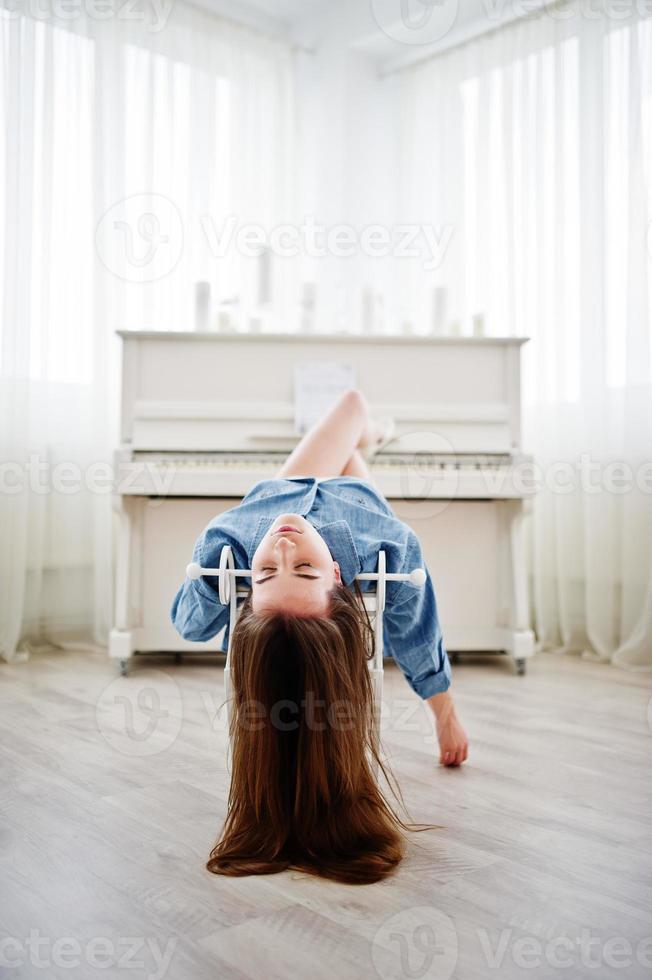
[[110, 330, 536, 675]]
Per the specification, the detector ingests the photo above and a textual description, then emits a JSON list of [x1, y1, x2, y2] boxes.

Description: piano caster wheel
[[515, 658, 527, 676], [450, 652, 460, 665], [175, 653, 183, 665], [119, 658, 129, 677]]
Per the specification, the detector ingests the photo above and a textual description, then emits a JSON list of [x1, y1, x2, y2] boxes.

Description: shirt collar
[[247, 516, 361, 586], [313, 519, 361, 586]]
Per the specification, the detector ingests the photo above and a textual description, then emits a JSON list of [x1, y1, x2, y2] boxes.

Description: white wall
[[292, 2, 401, 332]]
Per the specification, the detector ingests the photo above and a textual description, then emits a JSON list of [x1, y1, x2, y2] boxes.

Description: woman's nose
[[274, 536, 295, 553]]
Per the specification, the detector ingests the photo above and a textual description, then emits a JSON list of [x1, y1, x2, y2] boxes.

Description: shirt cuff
[[190, 575, 222, 604], [408, 647, 452, 699], [411, 670, 452, 699]]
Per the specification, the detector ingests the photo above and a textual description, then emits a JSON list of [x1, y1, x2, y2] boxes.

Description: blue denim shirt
[[170, 476, 451, 699]]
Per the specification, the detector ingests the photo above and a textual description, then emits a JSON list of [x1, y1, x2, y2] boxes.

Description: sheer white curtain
[[0, 2, 294, 662], [397, 5, 652, 669]]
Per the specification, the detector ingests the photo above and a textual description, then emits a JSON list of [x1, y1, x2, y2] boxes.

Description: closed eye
[[255, 561, 320, 585], [260, 563, 313, 572]]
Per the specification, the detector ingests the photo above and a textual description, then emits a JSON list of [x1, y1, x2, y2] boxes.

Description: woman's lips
[[275, 525, 301, 534]]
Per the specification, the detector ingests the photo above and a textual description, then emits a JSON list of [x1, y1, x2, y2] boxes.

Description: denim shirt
[[170, 476, 451, 699]]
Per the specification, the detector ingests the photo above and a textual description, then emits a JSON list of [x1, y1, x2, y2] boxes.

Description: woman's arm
[[383, 532, 469, 767], [170, 533, 231, 646], [427, 691, 469, 767]]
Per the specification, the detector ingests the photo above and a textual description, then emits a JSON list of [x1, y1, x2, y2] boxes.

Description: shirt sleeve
[[382, 532, 452, 699], [170, 532, 230, 646]]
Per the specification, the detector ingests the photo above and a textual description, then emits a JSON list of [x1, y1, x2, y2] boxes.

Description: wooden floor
[[1, 648, 651, 980]]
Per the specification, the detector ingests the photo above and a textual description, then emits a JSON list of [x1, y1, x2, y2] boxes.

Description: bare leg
[[277, 389, 381, 479], [342, 450, 374, 483]]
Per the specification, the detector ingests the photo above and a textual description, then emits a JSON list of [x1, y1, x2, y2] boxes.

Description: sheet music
[[294, 361, 357, 435]]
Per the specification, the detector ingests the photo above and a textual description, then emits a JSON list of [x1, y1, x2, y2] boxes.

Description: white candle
[[194, 281, 211, 332], [431, 286, 447, 335], [362, 287, 375, 334], [257, 247, 272, 306], [300, 282, 316, 333]]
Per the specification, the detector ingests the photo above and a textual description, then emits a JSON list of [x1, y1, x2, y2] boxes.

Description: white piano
[[110, 329, 536, 675]]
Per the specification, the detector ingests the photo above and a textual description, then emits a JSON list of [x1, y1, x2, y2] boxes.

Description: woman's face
[[250, 514, 341, 617]]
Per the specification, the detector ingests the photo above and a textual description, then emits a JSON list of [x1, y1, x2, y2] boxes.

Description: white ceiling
[[194, 0, 329, 37], [236, 0, 328, 26], [196, 0, 542, 71]]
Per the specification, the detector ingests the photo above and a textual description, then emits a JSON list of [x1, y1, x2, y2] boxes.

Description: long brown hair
[[207, 583, 429, 885]]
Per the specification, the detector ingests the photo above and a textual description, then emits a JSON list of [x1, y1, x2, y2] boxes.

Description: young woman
[[171, 389, 468, 884]]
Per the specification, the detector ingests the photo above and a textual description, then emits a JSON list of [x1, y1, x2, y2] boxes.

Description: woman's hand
[[427, 691, 469, 766]]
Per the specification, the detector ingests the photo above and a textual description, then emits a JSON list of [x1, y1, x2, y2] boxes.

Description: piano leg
[[507, 499, 536, 674], [108, 632, 133, 675], [109, 495, 138, 674]]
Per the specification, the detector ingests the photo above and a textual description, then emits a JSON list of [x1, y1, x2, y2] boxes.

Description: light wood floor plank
[[1, 648, 651, 979]]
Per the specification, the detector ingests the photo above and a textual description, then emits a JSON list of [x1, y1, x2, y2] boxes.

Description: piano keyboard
[[116, 451, 531, 500]]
